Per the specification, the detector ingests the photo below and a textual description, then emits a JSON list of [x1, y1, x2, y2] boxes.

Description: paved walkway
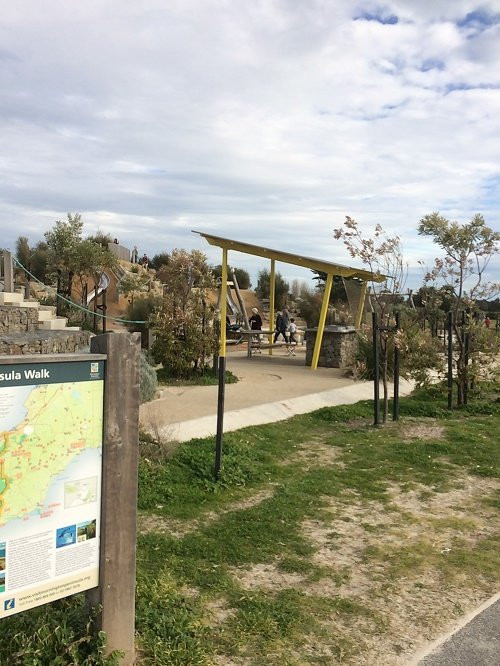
[[140, 348, 413, 442], [415, 594, 500, 665]]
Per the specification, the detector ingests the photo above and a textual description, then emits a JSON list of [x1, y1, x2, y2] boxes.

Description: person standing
[[249, 307, 262, 330], [288, 318, 297, 345], [274, 309, 288, 342]]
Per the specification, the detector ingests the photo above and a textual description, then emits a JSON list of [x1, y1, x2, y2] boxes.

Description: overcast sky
[[1, 0, 499, 288]]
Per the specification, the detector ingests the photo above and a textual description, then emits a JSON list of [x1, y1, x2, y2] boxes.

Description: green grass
[[2, 382, 498, 664], [133, 381, 500, 663]]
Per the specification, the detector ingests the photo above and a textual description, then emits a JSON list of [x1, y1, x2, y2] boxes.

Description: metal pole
[[102, 289, 107, 334], [93, 281, 98, 333], [215, 355, 226, 479], [215, 248, 228, 479], [447, 311, 453, 409], [213, 320, 220, 376], [372, 311, 380, 426], [56, 271, 62, 316], [392, 311, 400, 421], [463, 310, 469, 406], [269, 258, 276, 354]]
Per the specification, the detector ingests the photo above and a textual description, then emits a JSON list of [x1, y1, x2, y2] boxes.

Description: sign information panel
[[0, 358, 104, 618]]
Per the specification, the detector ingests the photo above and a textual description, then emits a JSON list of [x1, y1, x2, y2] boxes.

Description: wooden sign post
[[88, 332, 140, 664]]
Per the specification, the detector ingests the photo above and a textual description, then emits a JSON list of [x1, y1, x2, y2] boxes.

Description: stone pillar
[[305, 326, 358, 368]]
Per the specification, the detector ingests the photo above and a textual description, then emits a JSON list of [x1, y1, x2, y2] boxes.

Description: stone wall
[[0, 306, 38, 333], [305, 327, 358, 368], [0, 330, 92, 356]]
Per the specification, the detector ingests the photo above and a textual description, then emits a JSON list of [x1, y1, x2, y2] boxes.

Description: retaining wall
[[0, 306, 38, 333], [0, 330, 92, 356]]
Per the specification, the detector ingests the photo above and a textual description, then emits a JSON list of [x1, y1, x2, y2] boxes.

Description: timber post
[[88, 332, 141, 664]]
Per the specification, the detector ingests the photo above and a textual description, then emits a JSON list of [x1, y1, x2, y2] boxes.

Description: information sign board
[[0, 357, 104, 618]]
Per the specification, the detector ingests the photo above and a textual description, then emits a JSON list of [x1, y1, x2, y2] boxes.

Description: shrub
[[151, 250, 218, 379], [140, 351, 158, 403]]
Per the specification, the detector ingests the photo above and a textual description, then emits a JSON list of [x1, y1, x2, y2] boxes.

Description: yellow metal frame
[[194, 231, 382, 370], [193, 231, 385, 282], [355, 281, 368, 329], [219, 248, 228, 357], [311, 273, 333, 370], [269, 258, 275, 354]]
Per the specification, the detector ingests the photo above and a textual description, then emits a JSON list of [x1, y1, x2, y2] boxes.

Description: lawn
[[1, 383, 499, 665]]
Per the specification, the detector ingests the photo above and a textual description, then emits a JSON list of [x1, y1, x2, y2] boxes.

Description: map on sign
[[0, 359, 104, 618], [0, 382, 102, 532]]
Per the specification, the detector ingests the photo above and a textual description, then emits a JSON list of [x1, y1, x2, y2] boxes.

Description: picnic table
[[239, 329, 298, 358]]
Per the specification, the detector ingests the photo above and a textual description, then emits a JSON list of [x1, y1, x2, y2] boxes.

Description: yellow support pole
[[355, 281, 368, 329], [311, 272, 333, 370], [269, 259, 276, 354], [219, 248, 228, 357]]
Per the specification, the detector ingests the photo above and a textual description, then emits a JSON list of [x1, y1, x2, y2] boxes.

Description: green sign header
[[0, 360, 105, 387]]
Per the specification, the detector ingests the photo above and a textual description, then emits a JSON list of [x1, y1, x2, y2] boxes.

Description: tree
[[14, 237, 48, 283], [72, 239, 117, 316], [150, 252, 171, 271], [418, 212, 500, 405], [87, 231, 113, 248], [151, 249, 218, 378], [296, 285, 323, 327], [15, 236, 31, 271], [44, 213, 84, 297], [118, 272, 151, 305], [334, 216, 407, 422], [255, 269, 289, 309], [30, 241, 49, 282], [418, 213, 499, 308], [212, 265, 251, 289], [44, 214, 117, 320]]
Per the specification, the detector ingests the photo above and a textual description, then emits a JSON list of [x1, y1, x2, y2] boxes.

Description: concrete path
[[140, 349, 414, 442], [414, 594, 500, 665]]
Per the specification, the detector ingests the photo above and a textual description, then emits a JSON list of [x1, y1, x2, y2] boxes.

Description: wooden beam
[[231, 270, 250, 331], [88, 332, 140, 665], [311, 273, 333, 370]]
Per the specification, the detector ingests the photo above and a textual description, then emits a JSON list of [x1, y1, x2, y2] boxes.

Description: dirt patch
[[387, 476, 499, 521], [402, 423, 446, 440], [297, 476, 500, 664], [283, 438, 345, 469], [229, 562, 305, 592], [137, 513, 188, 538], [138, 487, 276, 538], [203, 598, 237, 626]]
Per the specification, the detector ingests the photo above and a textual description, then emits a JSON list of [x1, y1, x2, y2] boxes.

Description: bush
[[140, 351, 158, 403], [151, 250, 218, 379]]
